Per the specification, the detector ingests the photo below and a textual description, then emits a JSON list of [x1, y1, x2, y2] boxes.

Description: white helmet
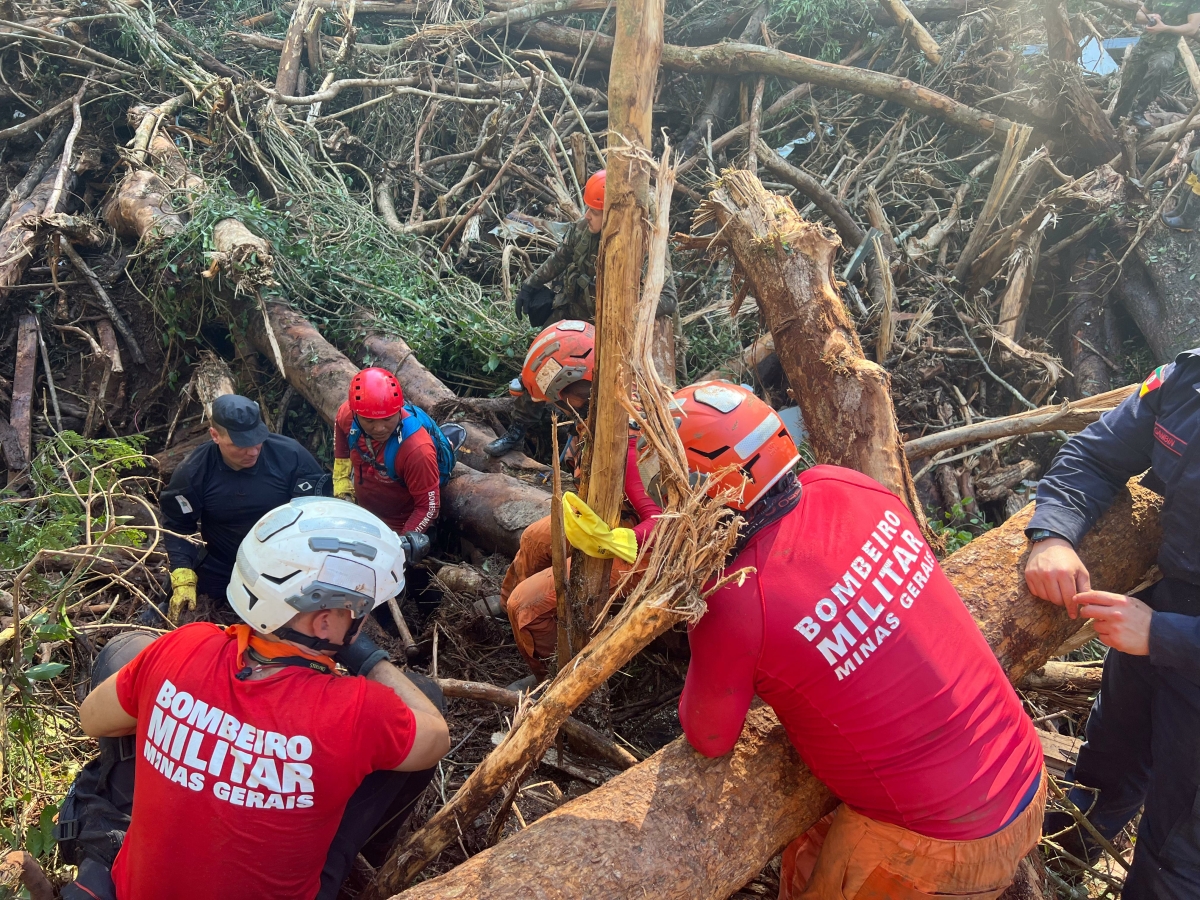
[[228, 498, 406, 634]]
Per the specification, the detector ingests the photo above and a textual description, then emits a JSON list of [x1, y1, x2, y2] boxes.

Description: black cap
[[212, 395, 271, 447]]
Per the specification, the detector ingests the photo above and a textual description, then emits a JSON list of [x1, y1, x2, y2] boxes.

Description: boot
[[1163, 187, 1200, 231], [484, 421, 527, 457], [1129, 107, 1153, 130]]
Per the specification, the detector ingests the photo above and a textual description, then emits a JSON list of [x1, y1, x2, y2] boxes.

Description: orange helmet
[[521, 320, 595, 404], [583, 170, 606, 211], [349, 367, 404, 418], [672, 381, 800, 511]]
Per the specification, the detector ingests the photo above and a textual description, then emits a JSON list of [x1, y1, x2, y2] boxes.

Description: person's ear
[[310, 610, 335, 640], [209, 426, 221, 443]]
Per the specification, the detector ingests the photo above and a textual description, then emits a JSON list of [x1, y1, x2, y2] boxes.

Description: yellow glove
[[168, 567, 198, 622], [562, 492, 638, 564], [333, 458, 355, 501]]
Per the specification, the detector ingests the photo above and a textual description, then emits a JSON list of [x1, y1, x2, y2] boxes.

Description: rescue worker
[[1112, 0, 1200, 129], [498, 320, 661, 677], [651, 382, 1045, 900], [333, 367, 457, 539], [60, 499, 450, 900], [160, 393, 328, 622], [486, 170, 678, 456], [1024, 351, 1200, 898]]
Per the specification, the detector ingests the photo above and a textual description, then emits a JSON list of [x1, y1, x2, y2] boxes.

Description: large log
[[246, 303, 548, 556], [682, 170, 925, 527], [524, 22, 1017, 141], [393, 484, 1162, 899]]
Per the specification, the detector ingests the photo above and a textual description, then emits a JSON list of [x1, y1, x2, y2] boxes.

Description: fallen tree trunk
[[524, 22, 1018, 141], [392, 483, 1162, 900], [1123, 232, 1200, 362], [1020, 660, 1103, 693], [246, 303, 549, 556], [682, 170, 925, 527], [361, 333, 546, 475]]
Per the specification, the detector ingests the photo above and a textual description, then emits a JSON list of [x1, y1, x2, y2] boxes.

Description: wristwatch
[[1026, 528, 1066, 544]]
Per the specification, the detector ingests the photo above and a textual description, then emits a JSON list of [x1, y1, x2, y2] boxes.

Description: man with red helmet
[[495, 321, 662, 678], [334, 368, 445, 540], [664, 382, 1045, 900], [489, 170, 678, 457]]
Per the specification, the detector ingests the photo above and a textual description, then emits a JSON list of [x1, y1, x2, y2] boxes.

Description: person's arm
[[679, 575, 762, 757], [159, 460, 203, 571], [655, 249, 678, 318], [624, 435, 661, 546], [398, 437, 442, 534], [527, 222, 578, 287], [80, 673, 139, 737], [367, 661, 450, 771], [1145, 10, 1200, 33]]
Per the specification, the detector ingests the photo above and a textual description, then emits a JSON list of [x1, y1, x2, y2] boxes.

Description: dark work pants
[[1113, 42, 1178, 118], [1060, 578, 1200, 899], [62, 631, 443, 900]]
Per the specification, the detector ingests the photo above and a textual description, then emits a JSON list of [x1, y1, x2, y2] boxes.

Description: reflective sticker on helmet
[[694, 383, 745, 413], [733, 412, 783, 460], [254, 505, 303, 542], [235, 547, 259, 587], [536, 357, 564, 394], [315, 556, 377, 598], [298, 516, 381, 538], [558, 320, 588, 332]]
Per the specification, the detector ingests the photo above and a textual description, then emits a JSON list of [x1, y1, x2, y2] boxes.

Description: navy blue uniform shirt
[[1030, 348, 1200, 675], [159, 434, 325, 584]]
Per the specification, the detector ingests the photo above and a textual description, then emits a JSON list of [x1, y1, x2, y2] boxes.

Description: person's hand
[[168, 568, 198, 622], [1146, 13, 1167, 31], [333, 458, 355, 501], [1025, 538, 1091, 618], [400, 531, 430, 565], [515, 283, 536, 320], [1076, 590, 1152, 655], [336, 630, 390, 676]]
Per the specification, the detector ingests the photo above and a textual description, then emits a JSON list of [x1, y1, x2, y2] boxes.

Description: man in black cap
[[158, 394, 328, 621]]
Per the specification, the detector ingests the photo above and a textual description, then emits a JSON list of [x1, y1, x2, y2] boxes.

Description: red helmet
[[349, 367, 403, 418], [521, 320, 595, 404], [583, 170, 606, 211], [672, 381, 800, 512]]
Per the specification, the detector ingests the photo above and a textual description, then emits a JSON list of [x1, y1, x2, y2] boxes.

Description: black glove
[[401, 531, 431, 565], [336, 632, 390, 677], [515, 283, 537, 321]]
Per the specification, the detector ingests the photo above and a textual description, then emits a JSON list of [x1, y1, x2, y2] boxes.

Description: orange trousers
[[779, 771, 1047, 900], [499, 515, 634, 676]]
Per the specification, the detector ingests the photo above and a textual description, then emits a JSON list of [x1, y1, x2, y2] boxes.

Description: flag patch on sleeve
[[1140, 365, 1167, 398]]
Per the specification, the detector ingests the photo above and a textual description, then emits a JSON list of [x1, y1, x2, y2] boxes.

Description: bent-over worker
[[58, 499, 450, 900], [1025, 350, 1200, 898], [498, 320, 661, 676], [670, 382, 1045, 900], [487, 170, 678, 456], [160, 393, 328, 622]]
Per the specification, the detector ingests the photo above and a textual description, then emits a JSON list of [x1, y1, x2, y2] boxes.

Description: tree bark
[[879, 0, 942, 65], [390, 484, 1162, 900], [567, 0, 665, 654], [1065, 249, 1114, 399], [524, 22, 1018, 141], [275, 0, 315, 97], [0, 163, 60, 293], [1123, 227, 1200, 362], [1020, 660, 1103, 693], [8, 315, 38, 477], [682, 170, 926, 528]]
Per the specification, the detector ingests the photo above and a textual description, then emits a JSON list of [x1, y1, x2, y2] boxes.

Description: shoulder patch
[[1140, 365, 1168, 397], [176, 495, 194, 515]]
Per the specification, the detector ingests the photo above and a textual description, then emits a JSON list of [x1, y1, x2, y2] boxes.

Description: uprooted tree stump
[[680, 169, 925, 527], [389, 482, 1162, 900]]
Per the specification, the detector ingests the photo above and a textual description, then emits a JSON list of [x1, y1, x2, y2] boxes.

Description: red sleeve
[[624, 436, 661, 546], [398, 431, 441, 534], [113, 625, 209, 717], [334, 403, 351, 460], [357, 679, 418, 770], [679, 568, 763, 757]]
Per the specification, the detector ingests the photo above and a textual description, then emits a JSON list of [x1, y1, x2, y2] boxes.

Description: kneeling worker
[[671, 382, 1044, 900], [62, 499, 450, 900], [160, 393, 329, 622], [499, 320, 661, 676]]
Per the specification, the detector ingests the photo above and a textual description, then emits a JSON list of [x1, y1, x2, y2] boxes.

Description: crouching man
[[673, 382, 1045, 900], [58, 498, 450, 900]]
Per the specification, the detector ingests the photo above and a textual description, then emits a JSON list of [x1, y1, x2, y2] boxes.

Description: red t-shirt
[[334, 401, 441, 534], [680, 465, 1042, 840], [112, 623, 416, 900]]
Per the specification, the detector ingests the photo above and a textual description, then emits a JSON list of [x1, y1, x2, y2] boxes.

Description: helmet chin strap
[[275, 613, 366, 655]]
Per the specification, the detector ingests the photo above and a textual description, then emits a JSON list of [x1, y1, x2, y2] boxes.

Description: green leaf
[[25, 662, 67, 681]]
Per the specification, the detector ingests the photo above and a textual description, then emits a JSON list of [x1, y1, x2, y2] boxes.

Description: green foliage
[[0, 432, 148, 571], [928, 499, 992, 553], [142, 174, 532, 392], [769, 0, 867, 57]]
